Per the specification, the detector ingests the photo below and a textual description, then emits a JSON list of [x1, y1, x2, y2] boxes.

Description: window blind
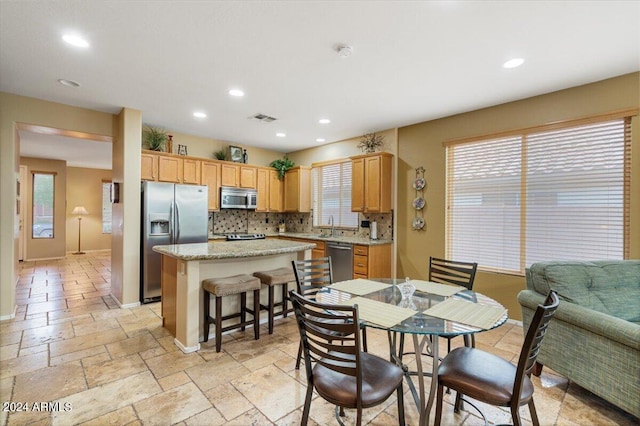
[[312, 161, 358, 228], [446, 117, 631, 274]]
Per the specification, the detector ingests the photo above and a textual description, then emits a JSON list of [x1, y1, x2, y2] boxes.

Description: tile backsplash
[[210, 210, 393, 240]]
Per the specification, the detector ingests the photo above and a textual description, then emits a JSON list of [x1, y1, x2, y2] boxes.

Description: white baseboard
[[109, 293, 140, 309], [175, 338, 200, 353], [0, 305, 17, 321]]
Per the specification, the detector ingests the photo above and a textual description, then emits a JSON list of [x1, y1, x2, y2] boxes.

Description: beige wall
[[0, 92, 117, 318], [396, 72, 640, 320], [287, 128, 398, 167], [162, 130, 283, 167], [111, 108, 142, 306], [19, 157, 67, 260], [66, 167, 112, 252]]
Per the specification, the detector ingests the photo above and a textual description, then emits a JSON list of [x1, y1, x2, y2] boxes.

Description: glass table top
[[315, 278, 508, 336]]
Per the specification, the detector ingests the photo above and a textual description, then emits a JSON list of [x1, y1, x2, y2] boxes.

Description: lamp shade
[[71, 206, 88, 215]]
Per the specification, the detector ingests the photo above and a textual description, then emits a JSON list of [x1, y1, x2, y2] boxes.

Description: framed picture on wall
[[228, 146, 243, 162]]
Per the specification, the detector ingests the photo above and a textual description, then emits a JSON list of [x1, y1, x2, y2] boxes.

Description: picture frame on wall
[[228, 146, 243, 162]]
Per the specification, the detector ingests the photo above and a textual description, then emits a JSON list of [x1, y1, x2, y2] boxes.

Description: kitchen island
[[153, 239, 315, 352]]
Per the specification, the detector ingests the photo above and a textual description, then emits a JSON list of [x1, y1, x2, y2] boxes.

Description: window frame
[[444, 109, 635, 275], [31, 171, 55, 239], [312, 158, 359, 230], [102, 180, 112, 234]]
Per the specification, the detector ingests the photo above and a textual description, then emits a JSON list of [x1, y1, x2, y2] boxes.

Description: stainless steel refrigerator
[[140, 181, 208, 303]]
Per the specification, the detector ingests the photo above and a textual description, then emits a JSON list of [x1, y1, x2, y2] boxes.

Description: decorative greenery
[[269, 155, 295, 179], [142, 125, 169, 151], [213, 148, 227, 160], [358, 132, 385, 153]]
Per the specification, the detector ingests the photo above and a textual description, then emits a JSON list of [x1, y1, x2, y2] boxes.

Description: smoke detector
[[337, 45, 353, 58]]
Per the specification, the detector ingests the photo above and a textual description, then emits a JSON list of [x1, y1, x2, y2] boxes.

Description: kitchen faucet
[[328, 215, 334, 237]]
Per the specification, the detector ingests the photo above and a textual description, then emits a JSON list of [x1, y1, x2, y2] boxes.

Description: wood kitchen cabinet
[[181, 158, 201, 184], [220, 163, 257, 189], [352, 244, 392, 279], [141, 152, 158, 181], [256, 167, 269, 212], [269, 169, 284, 212], [284, 166, 311, 212], [257, 167, 284, 212], [351, 152, 393, 213], [201, 160, 221, 211], [157, 155, 182, 183], [280, 237, 325, 259]]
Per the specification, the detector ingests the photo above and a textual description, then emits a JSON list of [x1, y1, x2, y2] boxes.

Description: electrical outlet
[[361, 220, 370, 228], [300, 218, 304, 224], [265, 217, 269, 224]]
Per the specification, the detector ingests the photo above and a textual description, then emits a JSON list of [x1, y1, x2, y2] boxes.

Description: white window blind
[[312, 161, 358, 228], [446, 117, 631, 274]]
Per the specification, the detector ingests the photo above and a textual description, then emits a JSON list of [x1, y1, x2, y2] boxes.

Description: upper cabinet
[[351, 152, 393, 213], [220, 163, 257, 189], [256, 167, 285, 212], [284, 166, 311, 212], [269, 169, 284, 212], [141, 150, 201, 184], [141, 152, 158, 181], [201, 161, 221, 211]]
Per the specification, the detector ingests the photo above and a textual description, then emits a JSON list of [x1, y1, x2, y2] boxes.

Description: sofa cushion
[[528, 260, 640, 322]]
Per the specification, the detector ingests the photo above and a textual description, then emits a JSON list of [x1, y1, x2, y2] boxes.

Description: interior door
[[18, 165, 27, 261]]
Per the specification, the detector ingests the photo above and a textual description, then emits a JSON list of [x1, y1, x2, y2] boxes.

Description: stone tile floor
[[0, 251, 636, 425]]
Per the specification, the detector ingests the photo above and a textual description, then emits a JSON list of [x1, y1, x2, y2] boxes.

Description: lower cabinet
[[279, 237, 325, 259], [353, 244, 391, 279]]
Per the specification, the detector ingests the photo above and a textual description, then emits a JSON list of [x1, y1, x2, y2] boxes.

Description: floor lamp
[[72, 206, 88, 255]]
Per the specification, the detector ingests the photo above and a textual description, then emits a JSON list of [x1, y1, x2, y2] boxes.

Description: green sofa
[[517, 260, 640, 418]]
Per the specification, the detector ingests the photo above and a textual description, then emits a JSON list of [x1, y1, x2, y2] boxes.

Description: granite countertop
[[153, 239, 316, 261], [276, 232, 393, 246], [208, 233, 392, 246]]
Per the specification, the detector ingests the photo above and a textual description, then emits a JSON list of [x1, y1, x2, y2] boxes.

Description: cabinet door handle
[[357, 263, 365, 267]]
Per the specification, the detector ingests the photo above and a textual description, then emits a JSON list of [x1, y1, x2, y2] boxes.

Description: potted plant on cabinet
[[142, 125, 169, 152], [357, 132, 385, 153], [269, 155, 295, 179]]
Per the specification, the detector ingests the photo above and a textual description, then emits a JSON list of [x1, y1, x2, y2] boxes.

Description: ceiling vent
[[250, 113, 277, 123]]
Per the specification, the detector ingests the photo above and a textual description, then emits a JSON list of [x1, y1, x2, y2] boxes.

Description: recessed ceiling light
[[503, 58, 525, 69], [229, 89, 245, 97], [276, 133, 286, 138], [318, 118, 331, 124], [316, 138, 326, 143], [58, 79, 80, 87], [62, 34, 89, 48], [193, 112, 207, 118]]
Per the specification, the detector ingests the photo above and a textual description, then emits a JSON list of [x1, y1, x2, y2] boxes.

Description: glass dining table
[[315, 278, 508, 426]]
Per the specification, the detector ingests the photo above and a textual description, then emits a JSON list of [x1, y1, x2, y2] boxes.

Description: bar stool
[[253, 267, 296, 334], [202, 274, 261, 352]]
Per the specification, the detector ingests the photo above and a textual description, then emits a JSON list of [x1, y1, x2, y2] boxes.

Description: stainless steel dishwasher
[[327, 242, 353, 282]]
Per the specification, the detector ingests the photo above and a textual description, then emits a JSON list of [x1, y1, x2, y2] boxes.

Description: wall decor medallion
[[412, 166, 426, 231], [412, 197, 426, 210]]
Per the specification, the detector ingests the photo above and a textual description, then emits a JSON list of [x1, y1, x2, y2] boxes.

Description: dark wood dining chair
[[289, 290, 405, 426], [398, 257, 478, 365], [434, 290, 560, 426], [291, 257, 368, 369], [429, 257, 478, 351]]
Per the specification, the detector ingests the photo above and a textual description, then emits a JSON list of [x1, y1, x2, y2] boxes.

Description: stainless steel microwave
[[220, 187, 258, 209]]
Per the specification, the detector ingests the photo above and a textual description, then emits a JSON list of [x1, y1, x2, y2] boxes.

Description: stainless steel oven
[[220, 187, 257, 209]]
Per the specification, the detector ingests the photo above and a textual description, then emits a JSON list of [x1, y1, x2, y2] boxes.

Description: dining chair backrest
[[429, 256, 478, 290], [292, 257, 333, 298], [513, 290, 560, 400], [289, 290, 362, 381]]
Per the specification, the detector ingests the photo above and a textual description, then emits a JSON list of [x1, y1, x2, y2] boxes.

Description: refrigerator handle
[[169, 204, 175, 244], [175, 203, 180, 242]]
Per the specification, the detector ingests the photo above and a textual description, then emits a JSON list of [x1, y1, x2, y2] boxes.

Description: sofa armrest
[[518, 290, 640, 350]]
